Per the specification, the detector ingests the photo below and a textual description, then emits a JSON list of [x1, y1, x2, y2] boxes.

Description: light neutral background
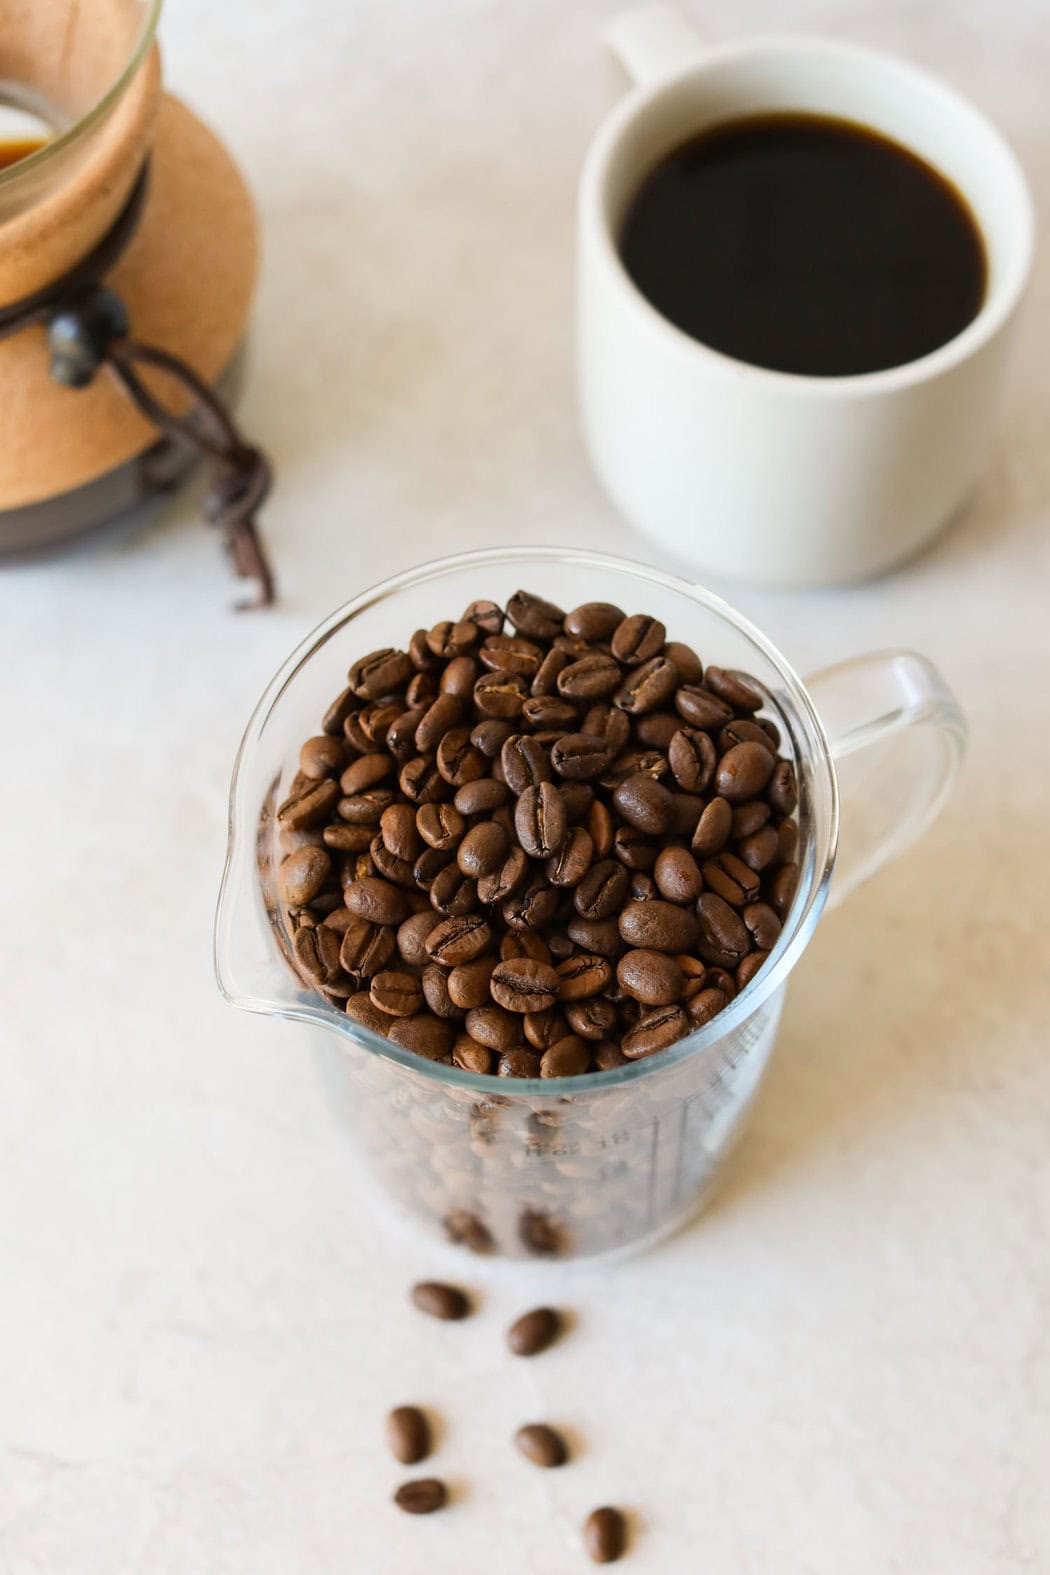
[[2, 2, 1048, 1571]]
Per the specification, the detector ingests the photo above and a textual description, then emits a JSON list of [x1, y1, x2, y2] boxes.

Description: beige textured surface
[[1, 1, 1048, 1572]]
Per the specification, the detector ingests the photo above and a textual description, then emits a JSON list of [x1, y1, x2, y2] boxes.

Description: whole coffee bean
[[506, 589, 564, 639], [732, 799, 773, 838], [501, 734, 551, 793], [397, 910, 440, 966], [705, 966, 737, 1002], [557, 652, 622, 700], [566, 997, 617, 1039], [601, 747, 668, 791], [477, 845, 529, 904], [393, 1479, 447, 1515], [550, 733, 612, 780], [531, 646, 570, 696], [448, 955, 497, 1009], [498, 1048, 543, 1078], [594, 1040, 629, 1070], [654, 846, 703, 904], [574, 859, 628, 920], [542, 1035, 592, 1077], [345, 991, 391, 1035], [586, 799, 614, 858], [768, 758, 798, 814], [743, 902, 782, 951], [686, 985, 729, 1027], [696, 892, 751, 967], [568, 915, 624, 957], [445, 1207, 495, 1253], [409, 627, 441, 672], [340, 754, 393, 797], [411, 1280, 470, 1319], [720, 717, 778, 758], [293, 924, 349, 992], [453, 777, 508, 816], [617, 948, 684, 1006], [398, 757, 447, 806], [337, 787, 395, 827], [515, 782, 567, 859], [340, 918, 396, 978], [342, 711, 373, 753], [675, 684, 734, 731], [522, 695, 578, 731], [736, 950, 769, 990], [279, 846, 332, 906], [427, 618, 480, 659], [369, 835, 416, 888], [300, 734, 344, 779], [370, 970, 424, 1017], [466, 1004, 522, 1051], [523, 1007, 569, 1050], [322, 684, 357, 736], [426, 914, 492, 966], [471, 717, 515, 757], [514, 1422, 568, 1467], [584, 1506, 627, 1564], [490, 958, 560, 1013], [634, 712, 680, 751], [387, 1406, 430, 1465], [480, 634, 544, 677], [380, 802, 422, 861], [668, 727, 717, 793], [612, 774, 674, 834], [413, 846, 453, 889], [416, 802, 465, 851], [545, 826, 594, 888], [384, 707, 426, 761], [277, 776, 340, 830], [582, 702, 631, 754], [692, 795, 733, 857], [556, 954, 612, 1000], [619, 899, 698, 954], [705, 664, 762, 711], [614, 655, 678, 714], [348, 647, 413, 699], [664, 639, 704, 684], [564, 601, 625, 641], [387, 1014, 455, 1060], [474, 670, 528, 718], [768, 861, 799, 919], [441, 655, 479, 700], [452, 1035, 493, 1074], [456, 820, 508, 879], [702, 851, 761, 907], [507, 1306, 561, 1356], [344, 876, 409, 927], [622, 1003, 688, 1058], [611, 613, 665, 665], [322, 823, 373, 853], [716, 741, 776, 803], [463, 597, 504, 634], [435, 727, 486, 786]]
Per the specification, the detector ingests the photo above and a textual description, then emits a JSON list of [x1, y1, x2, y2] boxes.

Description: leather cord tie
[[0, 162, 275, 608]]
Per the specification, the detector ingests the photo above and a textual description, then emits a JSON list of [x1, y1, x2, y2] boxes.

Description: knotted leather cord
[[0, 162, 274, 607]]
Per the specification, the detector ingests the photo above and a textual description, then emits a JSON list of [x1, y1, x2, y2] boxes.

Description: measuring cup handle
[[604, 4, 707, 88], [803, 650, 967, 911]]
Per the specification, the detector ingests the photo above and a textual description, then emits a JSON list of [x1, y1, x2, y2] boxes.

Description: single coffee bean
[[380, 802, 422, 862], [619, 899, 698, 954], [393, 1479, 447, 1515], [550, 733, 612, 780], [768, 861, 799, 919], [515, 782, 567, 859], [277, 776, 340, 830], [622, 1003, 688, 1058], [675, 684, 734, 731], [594, 1040, 629, 1070], [696, 892, 751, 967], [322, 823, 373, 853], [345, 991, 392, 1036], [293, 924, 349, 991], [737, 824, 780, 875], [514, 1421, 568, 1467], [506, 589, 565, 639], [339, 918, 396, 978], [716, 741, 776, 803], [521, 695, 578, 731], [279, 846, 332, 906], [702, 851, 761, 907], [573, 858, 628, 920], [498, 1048, 543, 1078], [465, 1003, 523, 1051], [507, 1306, 561, 1356], [463, 597, 504, 634], [490, 958, 560, 1013], [541, 1036, 592, 1077], [614, 654, 678, 714], [617, 948, 684, 1006], [456, 820, 508, 879], [582, 702, 631, 754], [501, 879, 560, 934], [731, 799, 772, 838], [337, 787, 395, 827], [409, 627, 441, 671], [412, 846, 453, 890], [397, 910, 440, 966], [653, 846, 703, 904], [705, 966, 737, 1002], [686, 985, 729, 1028], [611, 612, 665, 664], [556, 953, 612, 1000], [743, 901, 782, 951], [584, 1506, 627, 1564], [411, 1280, 470, 1320], [387, 1406, 431, 1465], [664, 639, 704, 684], [480, 633, 544, 677], [370, 970, 424, 1017], [369, 835, 416, 888], [568, 915, 624, 957], [348, 647, 413, 699], [452, 1035, 493, 1074], [426, 913, 492, 966], [477, 845, 529, 904], [344, 876, 409, 927], [557, 652, 622, 700], [474, 669, 528, 718], [427, 617, 480, 659], [720, 717, 778, 758], [612, 774, 675, 834], [692, 795, 733, 857], [587, 799, 614, 858], [523, 1007, 569, 1050], [322, 684, 357, 735], [531, 645, 570, 696], [601, 748, 668, 791], [299, 734, 344, 779], [545, 825, 594, 888], [447, 955, 497, 1009], [501, 733, 551, 793], [387, 1014, 455, 1060], [668, 727, 717, 793], [384, 706, 426, 760], [340, 753, 394, 796], [705, 664, 762, 712], [445, 1207, 495, 1253], [566, 997, 618, 1039], [564, 601, 625, 641], [398, 757, 447, 805], [736, 949, 769, 990], [435, 727, 486, 786], [453, 777, 508, 816], [768, 758, 798, 814], [441, 655, 479, 700], [470, 717, 515, 757], [416, 802, 465, 851]]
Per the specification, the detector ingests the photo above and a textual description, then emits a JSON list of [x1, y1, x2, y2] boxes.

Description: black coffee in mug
[[618, 112, 987, 377]]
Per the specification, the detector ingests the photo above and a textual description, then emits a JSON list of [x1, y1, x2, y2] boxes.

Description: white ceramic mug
[[576, 4, 1036, 587]]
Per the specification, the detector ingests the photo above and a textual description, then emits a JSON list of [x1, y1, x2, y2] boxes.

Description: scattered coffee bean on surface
[[507, 1306, 561, 1356], [410, 1281, 471, 1321], [514, 1422, 568, 1468], [279, 592, 801, 1071], [393, 1478, 448, 1515], [387, 1406, 431, 1465], [584, 1506, 627, 1563]]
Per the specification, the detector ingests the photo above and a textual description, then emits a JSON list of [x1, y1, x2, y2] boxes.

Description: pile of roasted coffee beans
[[390, 1281, 628, 1563], [277, 592, 799, 1075]]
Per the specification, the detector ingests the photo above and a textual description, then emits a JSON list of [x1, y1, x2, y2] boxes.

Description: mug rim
[[216, 545, 840, 1096], [579, 33, 1037, 397]]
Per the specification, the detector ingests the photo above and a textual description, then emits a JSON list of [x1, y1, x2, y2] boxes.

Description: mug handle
[[604, 3, 707, 87], [803, 651, 967, 912]]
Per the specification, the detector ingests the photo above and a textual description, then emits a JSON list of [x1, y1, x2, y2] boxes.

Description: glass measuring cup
[[215, 547, 965, 1261]]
